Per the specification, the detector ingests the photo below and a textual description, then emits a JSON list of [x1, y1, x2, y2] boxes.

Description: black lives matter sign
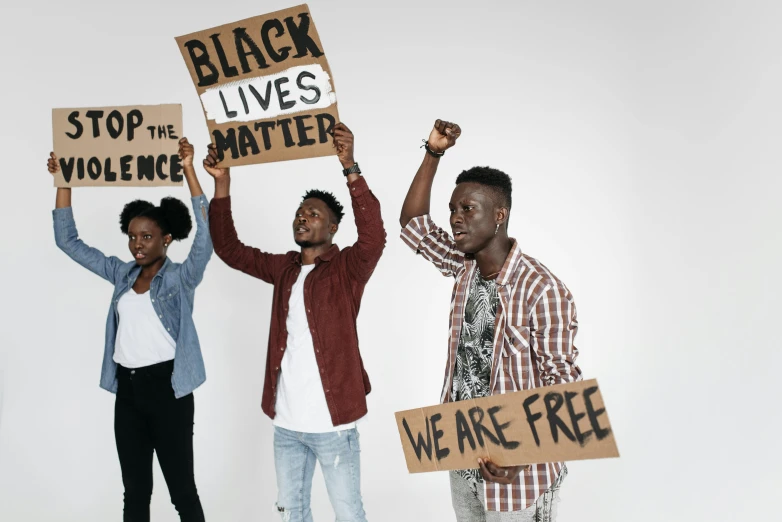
[[175, 4, 338, 167], [395, 379, 619, 473], [52, 104, 184, 187]]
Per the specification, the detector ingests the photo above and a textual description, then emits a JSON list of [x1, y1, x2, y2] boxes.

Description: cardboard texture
[[175, 4, 339, 167], [52, 104, 184, 188], [395, 379, 619, 473]]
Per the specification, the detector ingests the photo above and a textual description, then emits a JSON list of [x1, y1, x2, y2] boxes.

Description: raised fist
[[427, 119, 461, 153], [203, 144, 230, 179]]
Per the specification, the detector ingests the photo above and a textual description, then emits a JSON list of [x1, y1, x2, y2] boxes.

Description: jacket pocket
[[503, 322, 531, 357], [158, 284, 180, 302]]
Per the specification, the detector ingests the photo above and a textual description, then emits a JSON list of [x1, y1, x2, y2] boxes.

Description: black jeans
[[115, 361, 205, 522]]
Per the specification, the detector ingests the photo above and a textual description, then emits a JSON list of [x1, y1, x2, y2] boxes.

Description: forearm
[[400, 153, 440, 227], [183, 165, 204, 197], [180, 196, 213, 288], [55, 188, 71, 209], [213, 176, 230, 199], [350, 177, 386, 260]]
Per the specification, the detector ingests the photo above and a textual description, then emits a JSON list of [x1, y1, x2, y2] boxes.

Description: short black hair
[[119, 197, 192, 240], [455, 166, 512, 209], [302, 189, 344, 224]]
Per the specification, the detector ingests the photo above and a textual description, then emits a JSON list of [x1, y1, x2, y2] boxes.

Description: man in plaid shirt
[[399, 119, 582, 521]]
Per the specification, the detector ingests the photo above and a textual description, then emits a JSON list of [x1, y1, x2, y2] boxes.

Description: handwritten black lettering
[[565, 391, 592, 446], [233, 27, 269, 73], [523, 393, 543, 446], [544, 392, 576, 443], [254, 121, 276, 150], [455, 409, 476, 454], [261, 19, 291, 62], [468, 406, 500, 447], [184, 39, 219, 87], [65, 111, 83, 139], [210, 33, 239, 79], [402, 417, 433, 461], [430, 413, 450, 461], [284, 13, 323, 58], [487, 406, 520, 450], [583, 386, 611, 440]]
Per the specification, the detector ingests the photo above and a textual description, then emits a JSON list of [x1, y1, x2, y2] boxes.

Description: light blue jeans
[[273, 426, 367, 522]]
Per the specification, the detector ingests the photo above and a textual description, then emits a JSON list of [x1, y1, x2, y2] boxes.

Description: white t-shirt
[[113, 289, 176, 368], [273, 264, 356, 433]]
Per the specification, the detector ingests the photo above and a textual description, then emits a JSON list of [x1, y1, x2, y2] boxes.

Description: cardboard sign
[[175, 4, 339, 167], [52, 104, 184, 188], [395, 379, 619, 473]]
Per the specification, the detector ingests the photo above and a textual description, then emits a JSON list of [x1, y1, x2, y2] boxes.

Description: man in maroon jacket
[[205, 123, 385, 522]]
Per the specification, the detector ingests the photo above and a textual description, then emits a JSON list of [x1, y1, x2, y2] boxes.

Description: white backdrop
[[1, 0, 780, 520]]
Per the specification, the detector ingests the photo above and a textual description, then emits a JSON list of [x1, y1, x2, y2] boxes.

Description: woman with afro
[[49, 138, 213, 522]]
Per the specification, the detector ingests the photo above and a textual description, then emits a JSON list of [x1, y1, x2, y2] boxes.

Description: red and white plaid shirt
[[401, 215, 582, 512]]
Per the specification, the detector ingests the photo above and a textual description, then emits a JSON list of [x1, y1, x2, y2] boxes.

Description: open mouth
[[135, 252, 147, 260], [295, 226, 309, 233], [453, 231, 467, 239]]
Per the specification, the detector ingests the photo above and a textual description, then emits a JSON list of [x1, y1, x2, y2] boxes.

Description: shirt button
[[275, 367, 279, 371], [159, 314, 163, 318], [151, 299, 155, 302], [167, 328, 171, 331], [130, 370, 135, 375], [307, 309, 311, 313], [280, 347, 284, 351]]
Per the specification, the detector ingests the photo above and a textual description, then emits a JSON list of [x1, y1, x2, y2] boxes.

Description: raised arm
[[177, 138, 213, 289], [399, 120, 466, 277], [332, 123, 386, 283], [204, 144, 284, 284], [48, 152, 124, 284], [399, 119, 461, 228], [52, 151, 71, 209], [531, 283, 583, 386]]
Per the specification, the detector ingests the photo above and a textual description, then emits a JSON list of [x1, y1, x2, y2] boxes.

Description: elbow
[[54, 231, 71, 253], [399, 213, 410, 229]]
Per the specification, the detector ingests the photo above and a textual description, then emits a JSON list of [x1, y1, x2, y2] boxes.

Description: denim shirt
[[53, 195, 213, 398]]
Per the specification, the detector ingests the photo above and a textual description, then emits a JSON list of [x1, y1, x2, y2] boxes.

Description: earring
[[495, 223, 500, 235]]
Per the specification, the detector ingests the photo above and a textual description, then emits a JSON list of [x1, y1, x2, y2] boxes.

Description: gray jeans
[[449, 467, 567, 522]]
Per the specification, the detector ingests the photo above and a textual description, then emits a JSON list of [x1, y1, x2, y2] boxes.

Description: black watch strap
[[342, 163, 361, 176]]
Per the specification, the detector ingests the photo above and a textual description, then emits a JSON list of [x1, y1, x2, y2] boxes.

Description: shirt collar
[[495, 239, 523, 286], [465, 238, 523, 287], [128, 257, 172, 282], [293, 244, 340, 265]]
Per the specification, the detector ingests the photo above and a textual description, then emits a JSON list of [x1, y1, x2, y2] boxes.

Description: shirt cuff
[[347, 175, 369, 197], [209, 195, 231, 212], [52, 206, 74, 222]]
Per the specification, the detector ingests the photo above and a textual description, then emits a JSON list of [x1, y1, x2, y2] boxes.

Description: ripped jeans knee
[[276, 503, 291, 522]]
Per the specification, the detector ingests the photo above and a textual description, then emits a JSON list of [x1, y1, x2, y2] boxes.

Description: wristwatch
[[342, 163, 361, 176]]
